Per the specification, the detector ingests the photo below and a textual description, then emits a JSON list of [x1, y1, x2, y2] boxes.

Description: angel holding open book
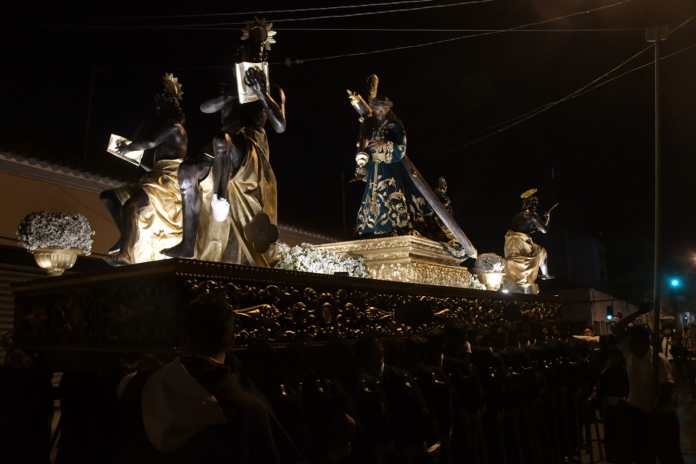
[[100, 73, 188, 265]]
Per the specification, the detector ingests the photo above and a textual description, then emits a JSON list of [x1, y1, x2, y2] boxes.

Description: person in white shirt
[[622, 325, 674, 412], [611, 308, 683, 463], [661, 328, 675, 362]]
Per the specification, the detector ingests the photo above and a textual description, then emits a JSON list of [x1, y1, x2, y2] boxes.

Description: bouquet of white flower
[[474, 253, 506, 274], [17, 212, 94, 255]]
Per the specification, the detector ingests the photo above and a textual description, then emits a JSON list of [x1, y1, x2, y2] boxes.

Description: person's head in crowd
[[492, 326, 508, 350], [443, 326, 470, 358], [583, 327, 594, 337], [662, 327, 673, 337], [185, 295, 236, 360], [628, 325, 652, 358], [354, 336, 384, 376]]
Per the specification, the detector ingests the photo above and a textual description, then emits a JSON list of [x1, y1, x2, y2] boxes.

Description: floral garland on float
[[17, 212, 94, 276], [273, 242, 369, 278]]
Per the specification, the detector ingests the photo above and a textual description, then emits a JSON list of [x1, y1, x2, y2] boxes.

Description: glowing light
[[501, 289, 510, 294], [669, 278, 682, 289]]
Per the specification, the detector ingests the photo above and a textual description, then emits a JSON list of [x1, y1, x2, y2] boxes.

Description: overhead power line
[[105, 0, 436, 20], [471, 18, 695, 137], [458, 45, 652, 149], [669, 15, 695, 36], [274, 26, 641, 33], [284, 0, 633, 64], [459, 39, 696, 150], [573, 40, 696, 99], [87, 0, 494, 29], [195, 0, 494, 25]]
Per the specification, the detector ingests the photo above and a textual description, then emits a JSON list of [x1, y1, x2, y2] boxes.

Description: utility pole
[[645, 24, 670, 379]]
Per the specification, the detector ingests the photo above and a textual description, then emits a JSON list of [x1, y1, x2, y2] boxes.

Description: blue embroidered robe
[[356, 116, 430, 237]]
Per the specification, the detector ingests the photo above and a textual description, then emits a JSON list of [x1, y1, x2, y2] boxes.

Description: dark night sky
[[2, 0, 695, 301]]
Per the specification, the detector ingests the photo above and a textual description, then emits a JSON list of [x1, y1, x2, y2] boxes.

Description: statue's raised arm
[[247, 68, 286, 134]]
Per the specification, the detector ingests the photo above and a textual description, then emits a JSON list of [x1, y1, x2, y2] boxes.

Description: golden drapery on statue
[[503, 230, 547, 295], [115, 159, 184, 264], [114, 128, 277, 267], [196, 127, 278, 267]]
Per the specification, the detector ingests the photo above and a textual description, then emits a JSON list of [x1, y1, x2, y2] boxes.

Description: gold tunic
[[115, 159, 184, 264], [196, 127, 277, 266], [503, 230, 547, 294]]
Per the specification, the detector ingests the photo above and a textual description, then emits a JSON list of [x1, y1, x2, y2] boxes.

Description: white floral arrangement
[[474, 253, 506, 274], [17, 212, 94, 255], [273, 242, 369, 278]]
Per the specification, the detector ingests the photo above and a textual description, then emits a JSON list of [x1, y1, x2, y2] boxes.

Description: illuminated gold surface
[[32, 248, 81, 276], [115, 159, 184, 264], [107, 127, 277, 267], [477, 271, 505, 291], [196, 127, 277, 267], [503, 230, 546, 295], [314, 235, 473, 288]]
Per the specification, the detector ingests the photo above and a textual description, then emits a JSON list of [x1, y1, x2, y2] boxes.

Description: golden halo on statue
[[520, 188, 538, 199]]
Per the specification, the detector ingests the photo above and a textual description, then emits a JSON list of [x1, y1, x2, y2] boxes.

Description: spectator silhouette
[[114, 296, 282, 464], [612, 309, 683, 464]]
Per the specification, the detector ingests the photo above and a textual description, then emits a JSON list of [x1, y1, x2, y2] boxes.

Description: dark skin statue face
[[238, 101, 269, 130], [371, 105, 390, 121]]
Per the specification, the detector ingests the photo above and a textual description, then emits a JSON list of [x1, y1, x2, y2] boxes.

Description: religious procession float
[[12, 19, 562, 366]]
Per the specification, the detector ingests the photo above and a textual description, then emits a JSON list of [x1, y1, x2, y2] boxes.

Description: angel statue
[[503, 188, 557, 294], [100, 73, 187, 265], [163, 18, 286, 267]]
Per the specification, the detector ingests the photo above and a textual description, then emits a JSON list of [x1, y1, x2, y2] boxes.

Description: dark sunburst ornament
[[240, 17, 277, 52]]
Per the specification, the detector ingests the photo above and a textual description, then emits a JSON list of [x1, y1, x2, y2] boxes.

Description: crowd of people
[[4, 297, 695, 463], [100, 300, 586, 463], [100, 299, 687, 463]]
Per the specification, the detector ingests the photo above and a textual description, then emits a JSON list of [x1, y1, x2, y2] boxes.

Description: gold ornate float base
[[313, 235, 473, 288]]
